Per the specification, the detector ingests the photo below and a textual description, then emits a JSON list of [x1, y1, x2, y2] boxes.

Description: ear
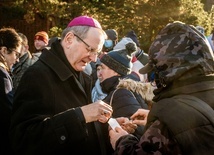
[[25, 45, 29, 50], [64, 32, 75, 46], [113, 71, 120, 76], [0, 47, 7, 56]]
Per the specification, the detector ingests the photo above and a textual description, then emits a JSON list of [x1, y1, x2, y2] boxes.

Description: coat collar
[[39, 39, 76, 81], [40, 50, 73, 81], [153, 76, 214, 102], [39, 39, 92, 99]]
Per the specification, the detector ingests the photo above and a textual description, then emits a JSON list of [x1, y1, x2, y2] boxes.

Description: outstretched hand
[[116, 117, 137, 134], [130, 109, 150, 126]]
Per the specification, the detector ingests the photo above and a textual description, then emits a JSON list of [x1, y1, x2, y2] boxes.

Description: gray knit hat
[[100, 42, 137, 76]]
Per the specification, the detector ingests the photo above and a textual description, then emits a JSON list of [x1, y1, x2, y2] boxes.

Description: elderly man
[[10, 16, 113, 155]]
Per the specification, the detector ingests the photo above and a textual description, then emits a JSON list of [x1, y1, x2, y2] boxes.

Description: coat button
[[60, 135, 66, 141]]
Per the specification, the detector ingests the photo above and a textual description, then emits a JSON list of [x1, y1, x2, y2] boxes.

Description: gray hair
[[61, 26, 91, 40], [61, 26, 107, 40]]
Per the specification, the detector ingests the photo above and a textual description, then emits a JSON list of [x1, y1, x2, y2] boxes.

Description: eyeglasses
[[14, 50, 21, 59], [73, 33, 101, 56], [8, 48, 21, 59]]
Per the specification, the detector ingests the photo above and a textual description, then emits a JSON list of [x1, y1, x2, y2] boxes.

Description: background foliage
[[5, 0, 214, 52]]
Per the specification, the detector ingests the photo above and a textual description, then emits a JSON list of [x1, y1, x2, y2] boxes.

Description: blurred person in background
[[102, 29, 118, 54], [12, 33, 36, 92], [32, 31, 49, 62], [126, 30, 149, 66], [113, 36, 146, 82]]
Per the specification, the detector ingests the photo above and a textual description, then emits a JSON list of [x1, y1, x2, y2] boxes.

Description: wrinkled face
[[34, 39, 47, 51], [1, 45, 22, 69], [99, 63, 119, 82], [63, 27, 105, 72]]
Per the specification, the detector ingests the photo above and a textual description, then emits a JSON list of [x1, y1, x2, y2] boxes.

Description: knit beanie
[[126, 30, 140, 47], [105, 29, 118, 41], [100, 42, 137, 76], [34, 31, 49, 44], [113, 37, 135, 50]]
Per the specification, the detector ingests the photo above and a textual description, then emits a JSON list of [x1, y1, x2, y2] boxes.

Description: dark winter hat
[[95, 58, 102, 67], [105, 29, 118, 41], [100, 42, 137, 76], [67, 15, 102, 29], [126, 30, 140, 47], [139, 21, 214, 83]]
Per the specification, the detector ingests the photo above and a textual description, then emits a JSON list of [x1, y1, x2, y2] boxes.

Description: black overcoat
[[10, 40, 112, 155]]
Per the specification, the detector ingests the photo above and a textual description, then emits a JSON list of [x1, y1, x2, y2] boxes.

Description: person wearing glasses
[[0, 27, 22, 155], [10, 16, 113, 155], [11, 33, 37, 93]]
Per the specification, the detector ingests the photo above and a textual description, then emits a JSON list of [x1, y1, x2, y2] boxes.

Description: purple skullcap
[[67, 15, 102, 29]]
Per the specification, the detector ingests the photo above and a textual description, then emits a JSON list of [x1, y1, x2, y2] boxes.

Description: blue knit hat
[[100, 42, 137, 76]]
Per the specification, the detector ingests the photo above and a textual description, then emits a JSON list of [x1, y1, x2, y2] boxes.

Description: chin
[[77, 67, 85, 72]]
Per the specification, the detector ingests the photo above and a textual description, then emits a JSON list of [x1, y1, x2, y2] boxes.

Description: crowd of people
[[0, 15, 214, 155]]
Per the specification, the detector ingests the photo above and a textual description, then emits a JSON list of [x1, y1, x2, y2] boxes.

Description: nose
[[89, 54, 98, 62], [16, 58, 20, 63]]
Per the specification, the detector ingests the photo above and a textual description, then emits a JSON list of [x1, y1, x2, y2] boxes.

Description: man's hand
[[81, 100, 113, 123]]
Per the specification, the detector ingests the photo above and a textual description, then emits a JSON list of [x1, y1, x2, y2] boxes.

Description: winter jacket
[[114, 76, 214, 155], [9, 40, 113, 155], [12, 51, 36, 92], [147, 94, 214, 155], [101, 76, 148, 118], [0, 62, 14, 155], [101, 76, 149, 138]]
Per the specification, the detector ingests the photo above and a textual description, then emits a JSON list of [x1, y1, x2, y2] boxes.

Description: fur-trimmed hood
[[116, 78, 156, 108]]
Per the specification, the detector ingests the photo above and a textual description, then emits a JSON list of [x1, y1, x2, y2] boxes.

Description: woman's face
[[99, 63, 119, 82], [1, 45, 21, 69]]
